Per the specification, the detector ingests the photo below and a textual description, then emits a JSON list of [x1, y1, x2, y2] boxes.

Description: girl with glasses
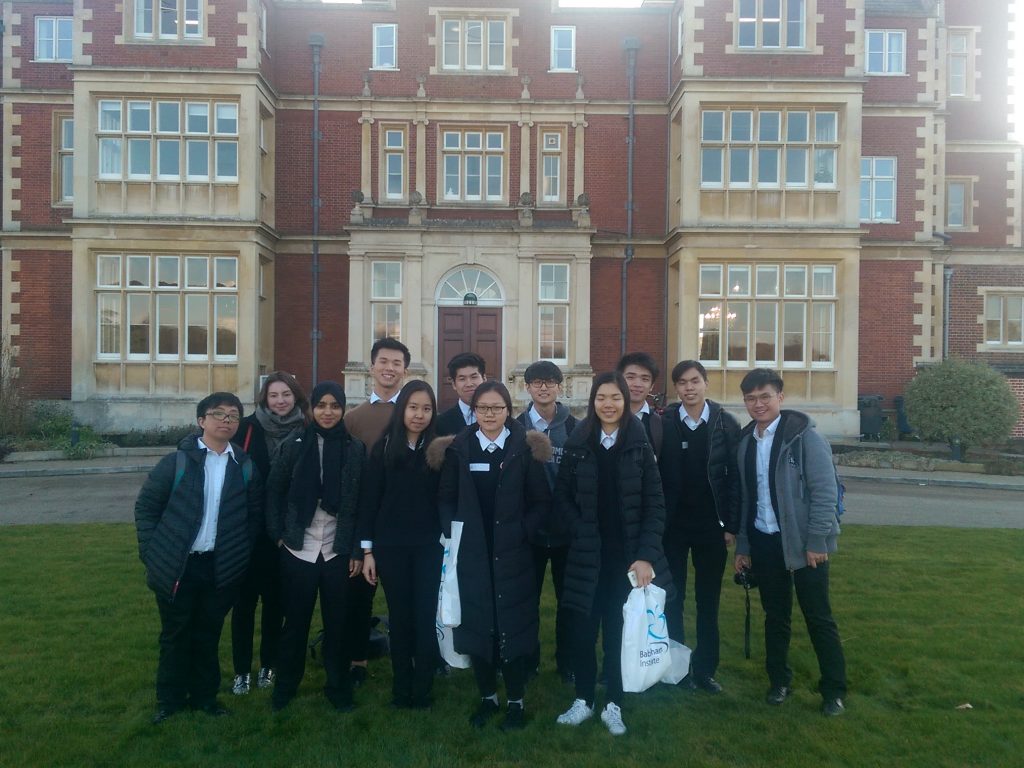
[[427, 380, 552, 731]]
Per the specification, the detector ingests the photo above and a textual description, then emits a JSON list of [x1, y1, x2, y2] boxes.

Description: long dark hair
[[585, 371, 633, 442], [258, 371, 310, 422], [470, 380, 514, 426], [381, 380, 438, 467]]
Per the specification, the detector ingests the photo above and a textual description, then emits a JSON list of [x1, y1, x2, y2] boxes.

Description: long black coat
[[556, 417, 674, 616], [134, 435, 263, 601], [427, 422, 552, 662], [266, 425, 365, 557]]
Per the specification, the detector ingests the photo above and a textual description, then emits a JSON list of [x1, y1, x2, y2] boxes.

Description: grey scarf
[[254, 405, 305, 457]]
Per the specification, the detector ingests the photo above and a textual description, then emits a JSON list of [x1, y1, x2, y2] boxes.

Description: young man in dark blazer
[[659, 360, 740, 694], [435, 352, 486, 437], [134, 392, 263, 724], [616, 352, 662, 457]]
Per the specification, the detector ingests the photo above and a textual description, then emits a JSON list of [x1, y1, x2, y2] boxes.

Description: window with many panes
[[946, 178, 972, 229], [860, 157, 896, 223], [550, 26, 575, 71], [134, 0, 203, 41], [373, 23, 397, 69], [56, 116, 74, 203], [540, 130, 565, 204], [35, 16, 72, 62], [984, 293, 1024, 346], [538, 264, 569, 363], [947, 29, 973, 98], [737, 0, 805, 50], [440, 128, 506, 203], [381, 127, 406, 201], [441, 16, 506, 71], [866, 29, 905, 75], [95, 253, 237, 362], [96, 98, 238, 183], [698, 263, 836, 368], [700, 108, 838, 189], [370, 262, 402, 343]]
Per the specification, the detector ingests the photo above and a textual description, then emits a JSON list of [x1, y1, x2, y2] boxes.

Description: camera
[[734, 567, 758, 589]]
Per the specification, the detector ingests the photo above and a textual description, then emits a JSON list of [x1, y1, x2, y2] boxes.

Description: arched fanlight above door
[[437, 267, 503, 305]]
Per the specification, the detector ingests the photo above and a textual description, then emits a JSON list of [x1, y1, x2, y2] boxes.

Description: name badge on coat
[[469, 463, 490, 472]]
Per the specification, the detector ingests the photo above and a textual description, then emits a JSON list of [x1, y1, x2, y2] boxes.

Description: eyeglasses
[[528, 379, 560, 389], [474, 405, 508, 416], [742, 393, 778, 406], [205, 410, 240, 423]]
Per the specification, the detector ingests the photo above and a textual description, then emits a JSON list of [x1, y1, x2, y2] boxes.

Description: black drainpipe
[[621, 37, 640, 356], [309, 34, 324, 382]]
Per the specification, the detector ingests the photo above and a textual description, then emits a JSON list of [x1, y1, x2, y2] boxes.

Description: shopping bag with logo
[[435, 617, 471, 669], [620, 583, 673, 693], [660, 640, 692, 685], [438, 521, 464, 627]]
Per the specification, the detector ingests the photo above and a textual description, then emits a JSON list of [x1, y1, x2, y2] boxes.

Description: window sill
[[370, 66, 400, 72], [547, 68, 577, 74], [981, 344, 1024, 352], [866, 72, 908, 77], [30, 58, 72, 64]]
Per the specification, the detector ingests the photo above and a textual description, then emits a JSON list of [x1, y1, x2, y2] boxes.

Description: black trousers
[[375, 542, 443, 703], [231, 535, 283, 674], [345, 572, 376, 663], [571, 556, 631, 707], [663, 527, 727, 679], [470, 651, 529, 702], [154, 552, 238, 710], [275, 550, 352, 705], [530, 543, 571, 674], [750, 529, 847, 700]]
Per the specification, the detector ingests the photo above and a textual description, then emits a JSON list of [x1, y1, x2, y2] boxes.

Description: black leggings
[[571, 558, 632, 707]]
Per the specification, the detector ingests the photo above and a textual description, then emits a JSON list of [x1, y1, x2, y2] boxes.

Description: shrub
[[904, 359, 1019, 457]]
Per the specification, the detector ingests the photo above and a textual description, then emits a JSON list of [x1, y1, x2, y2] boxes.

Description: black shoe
[[350, 666, 368, 687], [559, 669, 575, 685], [151, 706, 182, 725], [196, 701, 230, 717], [765, 686, 791, 706], [677, 674, 698, 691], [821, 697, 846, 717], [390, 694, 412, 709], [499, 702, 526, 731], [271, 693, 294, 712], [469, 698, 500, 728], [410, 696, 433, 710], [436, 663, 452, 678], [695, 675, 723, 694], [328, 691, 354, 712]]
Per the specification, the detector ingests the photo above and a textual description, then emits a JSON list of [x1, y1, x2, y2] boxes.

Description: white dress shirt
[[287, 435, 339, 562], [191, 437, 237, 553], [680, 401, 710, 430], [600, 428, 619, 450], [459, 399, 477, 426], [369, 389, 400, 404], [634, 401, 651, 420], [476, 426, 511, 453], [528, 404, 550, 433], [753, 415, 783, 534]]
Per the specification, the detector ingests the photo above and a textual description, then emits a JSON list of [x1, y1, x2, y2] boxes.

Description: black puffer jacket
[[266, 425, 366, 557], [659, 400, 742, 534], [428, 422, 553, 662], [134, 435, 263, 601], [556, 417, 674, 615]]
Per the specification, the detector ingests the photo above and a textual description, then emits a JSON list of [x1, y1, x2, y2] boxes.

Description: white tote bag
[[438, 521, 464, 627], [620, 584, 673, 693]]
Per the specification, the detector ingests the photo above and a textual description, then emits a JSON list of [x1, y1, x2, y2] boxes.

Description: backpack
[[798, 435, 845, 521]]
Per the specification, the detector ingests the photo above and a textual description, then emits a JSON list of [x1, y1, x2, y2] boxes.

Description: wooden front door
[[437, 307, 502, 412]]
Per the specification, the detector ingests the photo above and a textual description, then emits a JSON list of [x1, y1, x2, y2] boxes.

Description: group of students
[[134, 337, 847, 734]]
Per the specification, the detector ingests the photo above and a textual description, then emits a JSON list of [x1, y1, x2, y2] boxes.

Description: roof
[[864, 0, 937, 17]]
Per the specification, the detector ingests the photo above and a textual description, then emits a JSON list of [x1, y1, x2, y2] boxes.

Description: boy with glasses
[[733, 369, 847, 717], [135, 392, 263, 724], [515, 360, 577, 682]]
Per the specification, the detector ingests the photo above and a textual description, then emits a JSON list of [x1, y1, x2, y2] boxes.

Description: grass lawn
[[1, 524, 1021, 768]]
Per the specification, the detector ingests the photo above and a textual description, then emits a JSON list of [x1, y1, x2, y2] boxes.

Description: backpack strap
[[170, 450, 187, 495], [649, 412, 663, 460], [240, 455, 253, 488], [242, 423, 254, 453]]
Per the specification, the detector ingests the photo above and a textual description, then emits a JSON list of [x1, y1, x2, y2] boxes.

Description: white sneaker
[[232, 673, 251, 696], [556, 698, 594, 726], [600, 702, 626, 736]]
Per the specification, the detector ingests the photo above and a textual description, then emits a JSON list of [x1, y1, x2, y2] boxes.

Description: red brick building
[[1, 0, 1021, 435]]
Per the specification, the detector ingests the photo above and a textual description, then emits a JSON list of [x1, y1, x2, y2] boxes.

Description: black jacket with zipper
[[134, 434, 263, 601]]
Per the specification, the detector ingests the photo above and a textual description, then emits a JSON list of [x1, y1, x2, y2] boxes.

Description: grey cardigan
[[735, 410, 840, 571]]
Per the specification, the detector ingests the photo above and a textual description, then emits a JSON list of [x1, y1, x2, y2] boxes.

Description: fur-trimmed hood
[[424, 423, 552, 470]]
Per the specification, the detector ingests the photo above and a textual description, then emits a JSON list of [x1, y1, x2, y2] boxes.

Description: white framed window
[[866, 29, 905, 75], [440, 128, 506, 203], [540, 131, 564, 203], [538, 263, 570, 363], [550, 26, 575, 72], [370, 261, 402, 342], [677, 12, 684, 58], [95, 253, 237, 362], [698, 262, 836, 368], [701, 107, 837, 190], [947, 29, 973, 98], [984, 294, 1024, 346], [94, 98, 238, 183], [134, 0, 203, 41], [35, 16, 73, 62], [441, 16, 507, 72], [259, 4, 268, 51], [860, 157, 896, 222], [373, 23, 397, 69], [946, 179, 972, 229], [56, 116, 74, 203], [737, 0, 806, 50], [381, 127, 406, 201]]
